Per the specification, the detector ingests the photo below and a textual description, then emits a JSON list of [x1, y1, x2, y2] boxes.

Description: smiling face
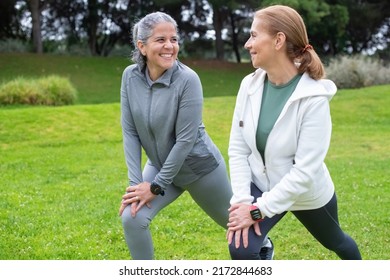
[[244, 17, 276, 70], [138, 22, 179, 81]]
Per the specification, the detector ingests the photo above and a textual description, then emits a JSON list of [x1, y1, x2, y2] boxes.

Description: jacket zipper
[[148, 86, 162, 167]]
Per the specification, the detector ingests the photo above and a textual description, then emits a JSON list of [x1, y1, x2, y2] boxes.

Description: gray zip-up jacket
[[120, 60, 222, 189]]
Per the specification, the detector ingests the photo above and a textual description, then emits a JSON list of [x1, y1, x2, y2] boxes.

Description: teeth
[[161, 54, 172, 57]]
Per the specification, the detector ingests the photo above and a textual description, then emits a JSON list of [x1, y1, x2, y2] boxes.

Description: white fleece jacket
[[228, 69, 337, 218]]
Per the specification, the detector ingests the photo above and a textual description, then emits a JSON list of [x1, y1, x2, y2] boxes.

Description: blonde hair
[[255, 5, 325, 80]]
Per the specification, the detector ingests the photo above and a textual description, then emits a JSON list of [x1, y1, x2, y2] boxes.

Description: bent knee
[[229, 244, 259, 260], [121, 206, 150, 230]]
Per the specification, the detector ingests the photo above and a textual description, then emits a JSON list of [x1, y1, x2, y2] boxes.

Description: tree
[[4, 0, 389, 59], [343, 0, 390, 53], [44, 0, 86, 50], [208, 0, 257, 61], [0, 0, 25, 40], [27, 0, 46, 53]]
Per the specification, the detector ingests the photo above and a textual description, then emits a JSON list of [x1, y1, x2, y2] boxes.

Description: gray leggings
[[121, 160, 233, 260], [229, 183, 362, 260]]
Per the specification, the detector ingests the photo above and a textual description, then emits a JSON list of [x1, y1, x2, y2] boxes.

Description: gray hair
[[132, 12, 179, 69]]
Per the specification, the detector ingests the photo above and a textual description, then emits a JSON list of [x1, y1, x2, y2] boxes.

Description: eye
[[171, 37, 178, 43]]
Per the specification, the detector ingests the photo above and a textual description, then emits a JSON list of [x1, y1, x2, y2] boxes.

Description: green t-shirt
[[256, 74, 302, 162]]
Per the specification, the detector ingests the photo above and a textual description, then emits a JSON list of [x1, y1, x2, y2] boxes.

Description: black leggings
[[229, 183, 362, 260]]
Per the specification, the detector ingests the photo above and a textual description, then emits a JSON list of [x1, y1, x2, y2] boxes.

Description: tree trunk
[[212, 7, 224, 60], [29, 0, 42, 53], [87, 0, 98, 56], [230, 11, 240, 63]]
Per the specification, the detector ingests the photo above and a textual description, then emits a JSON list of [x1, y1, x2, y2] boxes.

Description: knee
[[229, 243, 259, 260], [121, 206, 150, 231]]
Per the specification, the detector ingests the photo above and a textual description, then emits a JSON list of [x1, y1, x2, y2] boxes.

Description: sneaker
[[259, 238, 274, 260]]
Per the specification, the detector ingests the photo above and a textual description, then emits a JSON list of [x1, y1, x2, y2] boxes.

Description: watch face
[[151, 183, 161, 195], [250, 208, 262, 221], [151, 182, 164, 196]]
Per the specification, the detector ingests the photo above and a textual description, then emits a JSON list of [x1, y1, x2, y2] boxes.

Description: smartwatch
[[249, 205, 264, 222], [150, 181, 165, 196]]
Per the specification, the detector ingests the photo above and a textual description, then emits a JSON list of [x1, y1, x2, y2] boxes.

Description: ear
[[274, 32, 286, 50], [137, 40, 146, 56]]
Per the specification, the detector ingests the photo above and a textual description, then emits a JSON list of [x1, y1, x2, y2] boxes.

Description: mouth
[[160, 54, 174, 58]]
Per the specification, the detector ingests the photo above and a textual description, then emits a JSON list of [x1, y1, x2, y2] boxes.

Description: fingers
[[228, 204, 240, 212], [130, 202, 137, 217], [125, 185, 136, 193], [254, 222, 262, 236], [118, 203, 126, 216], [226, 230, 234, 244], [121, 195, 152, 217], [122, 192, 139, 202], [120, 182, 156, 217], [242, 227, 249, 248], [135, 199, 146, 212], [234, 229, 242, 249], [227, 223, 261, 249], [119, 193, 141, 217]]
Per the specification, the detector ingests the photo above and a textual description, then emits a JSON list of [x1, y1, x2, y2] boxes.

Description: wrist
[[249, 204, 264, 222]]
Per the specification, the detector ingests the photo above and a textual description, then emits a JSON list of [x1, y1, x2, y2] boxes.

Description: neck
[[267, 65, 298, 86], [147, 67, 165, 81]]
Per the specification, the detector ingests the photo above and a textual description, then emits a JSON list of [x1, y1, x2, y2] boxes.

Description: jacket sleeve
[[228, 75, 255, 205], [154, 70, 203, 188], [257, 96, 333, 217], [120, 68, 143, 186]]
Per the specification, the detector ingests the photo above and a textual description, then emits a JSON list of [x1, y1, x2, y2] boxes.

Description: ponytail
[[298, 45, 325, 80]]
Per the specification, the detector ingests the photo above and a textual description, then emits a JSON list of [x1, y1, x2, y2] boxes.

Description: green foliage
[[0, 39, 30, 53], [0, 75, 77, 106], [326, 55, 390, 89]]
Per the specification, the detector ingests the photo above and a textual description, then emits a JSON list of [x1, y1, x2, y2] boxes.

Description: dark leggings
[[229, 183, 362, 260]]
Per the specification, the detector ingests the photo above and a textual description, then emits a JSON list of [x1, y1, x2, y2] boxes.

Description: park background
[[0, 0, 389, 260]]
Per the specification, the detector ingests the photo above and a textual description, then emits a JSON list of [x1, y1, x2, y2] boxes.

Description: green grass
[[0, 53, 253, 104], [0, 54, 389, 260]]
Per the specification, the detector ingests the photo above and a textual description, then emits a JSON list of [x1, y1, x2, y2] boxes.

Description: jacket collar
[[145, 60, 178, 87], [246, 70, 337, 101]]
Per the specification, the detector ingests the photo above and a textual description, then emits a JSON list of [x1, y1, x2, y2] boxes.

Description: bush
[[0, 75, 77, 106], [0, 39, 30, 53], [325, 55, 390, 89]]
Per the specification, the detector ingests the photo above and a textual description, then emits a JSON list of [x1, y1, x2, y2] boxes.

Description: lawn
[[0, 53, 253, 104], [0, 53, 389, 260]]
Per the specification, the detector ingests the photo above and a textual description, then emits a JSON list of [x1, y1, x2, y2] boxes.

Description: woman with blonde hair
[[227, 5, 362, 259]]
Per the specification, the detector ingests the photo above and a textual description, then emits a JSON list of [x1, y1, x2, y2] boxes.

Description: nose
[[164, 41, 173, 49], [244, 38, 251, 50]]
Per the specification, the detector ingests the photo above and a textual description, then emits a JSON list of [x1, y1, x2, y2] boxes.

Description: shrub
[[0, 39, 30, 53], [0, 75, 77, 106], [325, 55, 390, 89]]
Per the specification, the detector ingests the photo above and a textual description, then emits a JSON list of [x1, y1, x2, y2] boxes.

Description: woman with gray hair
[[118, 11, 272, 260]]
